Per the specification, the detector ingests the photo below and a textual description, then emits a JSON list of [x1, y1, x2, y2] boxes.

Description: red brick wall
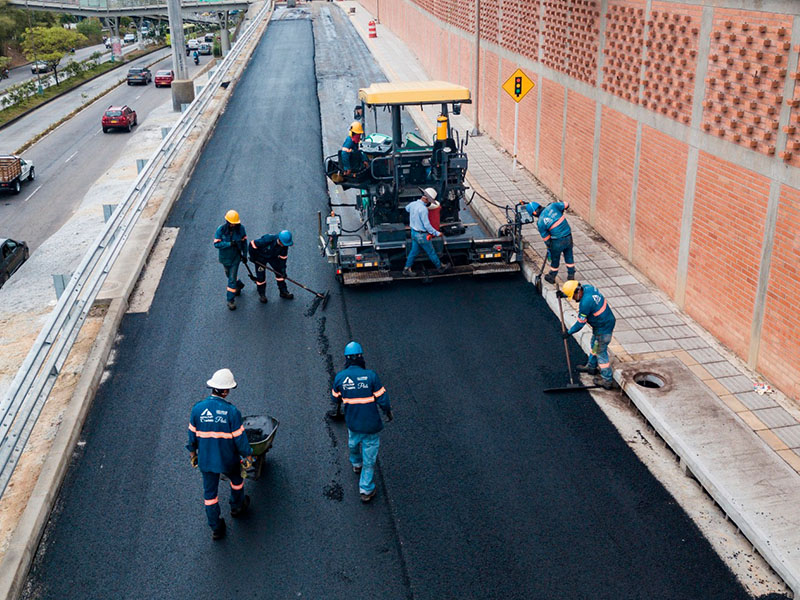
[[758, 185, 800, 399], [595, 107, 636, 251], [537, 78, 565, 193], [633, 126, 687, 297], [685, 153, 770, 358], [563, 90, 595, 217]]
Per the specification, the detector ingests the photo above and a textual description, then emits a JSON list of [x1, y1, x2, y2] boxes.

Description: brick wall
[[358, 0, 800, 400]]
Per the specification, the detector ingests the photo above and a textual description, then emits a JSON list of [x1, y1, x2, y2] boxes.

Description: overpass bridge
[[5, 0, 250, 18]]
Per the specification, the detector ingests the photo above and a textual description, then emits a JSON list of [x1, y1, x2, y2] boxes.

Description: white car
[[123, 33, 136, 44], [187, 39, 199, 50]]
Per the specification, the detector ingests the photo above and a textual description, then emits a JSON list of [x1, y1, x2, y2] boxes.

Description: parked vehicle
[[0, 155, 35, 195], [198, 42, 212, 55], [102, 105, 137, 133], [123, 32, 136, 44], [204, 33, 215, 43], [30, 61, 53, 74], [187, 38, 199, 50], [127, 67, 152, 85], [0, 238, 29, 287], [154, 69, 174, 87]]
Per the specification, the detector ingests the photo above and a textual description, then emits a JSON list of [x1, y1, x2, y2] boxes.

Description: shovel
[[534, 250, 549, 295], [251, 258, 331, 313], [544, 294, 600, 394]]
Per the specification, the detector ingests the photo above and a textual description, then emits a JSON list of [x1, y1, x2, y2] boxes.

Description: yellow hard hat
[[225, 209, 240, 225], [561, 280, 580, 300], [350, 121, 364, 135]]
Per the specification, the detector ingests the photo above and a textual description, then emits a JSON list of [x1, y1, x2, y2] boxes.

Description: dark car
[[126, 67, 152, 85], [102, 105, 137, 133], [0, 238, 29, 287]]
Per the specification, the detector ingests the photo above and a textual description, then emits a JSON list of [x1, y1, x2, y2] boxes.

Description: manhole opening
[[634, 373, 665, 389]]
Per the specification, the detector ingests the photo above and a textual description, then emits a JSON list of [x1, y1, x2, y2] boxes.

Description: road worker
[[403, 187, 449, 276], [524, 201, 575, 283], [559, 281, 616, 390], [186, 368, 254, 540], [248, 230, 295, 301], [340, 121, 366, 175], [213, 210, 248, 311], [331, 342, 392, 502]]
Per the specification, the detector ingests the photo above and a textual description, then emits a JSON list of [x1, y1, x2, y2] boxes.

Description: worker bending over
[[331, 342, 392, 502], [403, 187, 449, 276], [524, 201, 575, 283], [249, 230, 295, 301], [559, 280, 616, 390], [341, 121, 366, 175], [214, 210, 248, 311], [187, 368, 254, 540]]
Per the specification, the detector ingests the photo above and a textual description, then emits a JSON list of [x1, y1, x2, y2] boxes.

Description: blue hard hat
[[344, 341, 363, 356], [278, 230, 293, 246], [524, 202, 541, 217]]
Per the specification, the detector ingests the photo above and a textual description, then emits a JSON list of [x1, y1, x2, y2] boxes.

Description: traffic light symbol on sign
[[514, 77, 522, 97], [502, 69, 534, 103]]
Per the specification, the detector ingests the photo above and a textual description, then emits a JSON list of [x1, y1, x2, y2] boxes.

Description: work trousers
[[348, 430, 380, 494], [201, 469, 245, 529], [405, 230, 441, 269], [223, 260, 244, 302], [587, 331, 613, 382], [254, 257, 288, 297], [548, 235, 575, 277]]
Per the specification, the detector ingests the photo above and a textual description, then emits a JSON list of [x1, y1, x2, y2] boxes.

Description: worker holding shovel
[[559, 280, 617, 390], [248, 230, 295, 302]]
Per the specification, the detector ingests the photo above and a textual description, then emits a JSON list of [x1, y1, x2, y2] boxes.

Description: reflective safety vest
[[186, 395, 252, 473], [537, 202, 571, 242], [214, 223, 247, 266], [331, 365, 390, 434], [568, 284, 616, 336]]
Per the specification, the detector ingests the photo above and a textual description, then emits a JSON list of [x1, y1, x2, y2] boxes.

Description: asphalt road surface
[[23, 11, 756, 600], [0, 52, 203, 251]]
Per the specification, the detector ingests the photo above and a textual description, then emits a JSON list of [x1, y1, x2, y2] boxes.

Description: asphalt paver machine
[[322, 81, 530, 285]]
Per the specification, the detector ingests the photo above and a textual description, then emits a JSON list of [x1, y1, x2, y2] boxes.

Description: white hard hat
[[207, 368, 237, 389], [422, 187, 437, 201]]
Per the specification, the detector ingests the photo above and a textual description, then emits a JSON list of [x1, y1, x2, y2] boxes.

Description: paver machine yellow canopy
[[322, 81, 530, 285]]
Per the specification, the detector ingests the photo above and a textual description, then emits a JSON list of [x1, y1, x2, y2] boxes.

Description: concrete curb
[[0, 7, 273, 598], [0, 45, 168, 133]]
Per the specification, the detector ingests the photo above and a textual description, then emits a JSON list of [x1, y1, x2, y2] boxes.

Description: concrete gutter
[[0, 4, 273, 598]]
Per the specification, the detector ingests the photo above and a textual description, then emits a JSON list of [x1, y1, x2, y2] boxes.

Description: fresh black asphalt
[[23, 12, 757, 600]]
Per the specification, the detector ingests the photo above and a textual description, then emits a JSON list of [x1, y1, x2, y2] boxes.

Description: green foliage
[[0, 1, 57, 49], [77, 17, 102, 42], [22, 26, 87, 84], [0, 55, 11, 70]]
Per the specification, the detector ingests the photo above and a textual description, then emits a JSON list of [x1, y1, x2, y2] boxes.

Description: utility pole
[[471, 0, 480, 136], [376, 0, 380, 24], [166, 0, 193, 110]]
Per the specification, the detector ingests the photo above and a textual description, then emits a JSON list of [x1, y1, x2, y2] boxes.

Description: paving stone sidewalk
[[340, 1, 800, 477]]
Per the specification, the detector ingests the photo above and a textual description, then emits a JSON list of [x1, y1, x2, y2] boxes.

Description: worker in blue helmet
[[523, 200, 575, 283], [248, 230, 294, 301], [331, 341, 392, 502]]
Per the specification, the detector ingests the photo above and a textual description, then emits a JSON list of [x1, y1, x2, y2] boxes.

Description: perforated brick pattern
[[541, 0, 601, 85], [782, 50, 800, 166], [479, 0, 500, 45], [500, 0, 540, 60], [602, 0, 646, 103], [642, 3, 701, 123], [701, 9, 792, 157]]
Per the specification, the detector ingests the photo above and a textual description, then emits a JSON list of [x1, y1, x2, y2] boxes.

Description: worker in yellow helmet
[[340, 120, 367, 176], [213, 210, 248, 311]]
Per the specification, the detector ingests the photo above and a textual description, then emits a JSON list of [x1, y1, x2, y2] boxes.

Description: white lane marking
[[24, 184, 42, 202], [135, 92, 143, 99], [94, 129, 101, 136], [65, 150, 78, 163]]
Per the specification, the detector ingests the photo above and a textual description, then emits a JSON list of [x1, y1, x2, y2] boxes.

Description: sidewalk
[[339, 1, 800, 594]]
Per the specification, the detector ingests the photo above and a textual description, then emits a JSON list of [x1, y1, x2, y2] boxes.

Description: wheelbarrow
[[242, 414, 279, 480]]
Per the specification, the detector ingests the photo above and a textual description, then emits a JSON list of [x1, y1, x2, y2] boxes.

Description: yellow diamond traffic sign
[[502, 68, 535, 103]]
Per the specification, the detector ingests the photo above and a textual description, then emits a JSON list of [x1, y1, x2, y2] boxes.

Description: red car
[[154, 69, 174, 87], [102, 105, 137, 133]]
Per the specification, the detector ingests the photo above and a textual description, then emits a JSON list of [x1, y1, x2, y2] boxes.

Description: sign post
[[501, 68, 535, 179]]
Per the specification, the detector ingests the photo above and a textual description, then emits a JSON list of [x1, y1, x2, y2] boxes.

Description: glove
[[556, 290, 566, 298], [385, 409, 394, 422], [426, 234, 433, 241], [190, 454, 198, 468], [242, 456, 255, 470], [562, 331, 571, 340]]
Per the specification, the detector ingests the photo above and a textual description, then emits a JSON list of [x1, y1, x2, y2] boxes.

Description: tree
[[77, 17, 102, 42], [22, 26, 86, 85], [0, 56, 10, 72]]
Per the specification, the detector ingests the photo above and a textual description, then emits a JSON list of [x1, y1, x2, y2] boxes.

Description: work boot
[[279, 290, 294, 300], [576, 364, 598, 375], [259, 295, 268, 304], [352, 464, 362, 474], [235, 280, 244, 296], [567, 271, 576, 281], [402, 267, 415, 277], [593, 376, 616, 390], [544, 272, 557, 284], [227, 300, 236, 311], [211, 518, 226, 540], [231, 495, 251, 518], [436, 263, 451, 274], [360, 489, 376, 503]]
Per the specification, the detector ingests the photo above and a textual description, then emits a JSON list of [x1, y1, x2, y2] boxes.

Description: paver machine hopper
[[322, 81, 530, 285]]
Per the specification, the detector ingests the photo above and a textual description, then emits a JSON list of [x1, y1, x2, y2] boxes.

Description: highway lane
[[22, 11, 755, 600], [0, 52, 204, 250]]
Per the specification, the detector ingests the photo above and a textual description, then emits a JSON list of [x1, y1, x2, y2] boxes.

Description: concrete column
[[221, 12, 231, 56], [471, 0, 480, 136], [533, 0, 545, 173], [628, 122, 643, 261], [167, 0, 191, 110]]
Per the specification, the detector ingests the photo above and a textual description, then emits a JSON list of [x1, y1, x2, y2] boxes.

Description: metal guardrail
[[0, 1, 271, 498]]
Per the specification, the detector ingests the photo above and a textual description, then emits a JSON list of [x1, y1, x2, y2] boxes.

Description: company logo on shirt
[[200, 408, 214, 423], [592, 294, 602, 303], [343, 377, 355, 390]]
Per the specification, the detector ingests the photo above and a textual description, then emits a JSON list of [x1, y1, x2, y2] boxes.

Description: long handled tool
[[534, 250, 549, 295], [252, 259, 331, 312], [544, 294, 600, 393]]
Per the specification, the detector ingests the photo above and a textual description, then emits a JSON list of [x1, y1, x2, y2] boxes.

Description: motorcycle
[[0, 68, 8, 80], [193, 53, 199, 65]]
